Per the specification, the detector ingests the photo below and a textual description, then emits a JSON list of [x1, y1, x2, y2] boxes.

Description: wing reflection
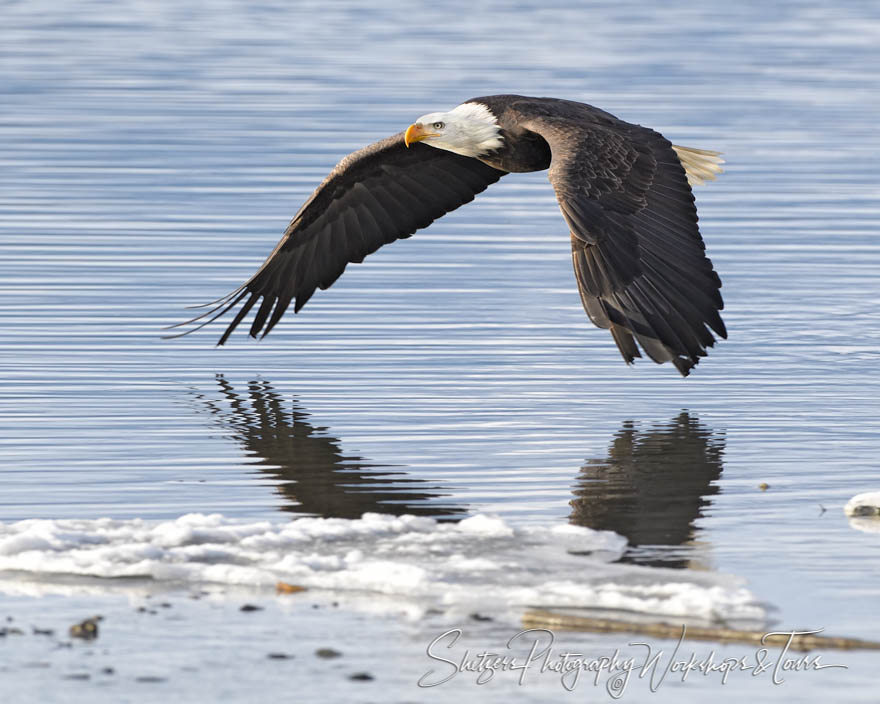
[[191, 376, 467, 520], [570, 413, 724, 568]]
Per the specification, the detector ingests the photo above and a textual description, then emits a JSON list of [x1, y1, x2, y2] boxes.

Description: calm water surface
[[1, 1, 879, 701]]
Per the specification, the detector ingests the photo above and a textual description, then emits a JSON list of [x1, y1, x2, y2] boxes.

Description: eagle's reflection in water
[[192, 379, 722, 566], [192, 376, 467, 520], [570, 413, 725, 569]]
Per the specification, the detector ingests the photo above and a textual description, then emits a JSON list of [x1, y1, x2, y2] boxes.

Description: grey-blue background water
[[1, 1, 879, 701]]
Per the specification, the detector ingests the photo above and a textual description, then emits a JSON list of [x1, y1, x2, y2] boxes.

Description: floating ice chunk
[[0, 513, 763, 624], [844, 492, 880, 517], [845, 492, 880, 533]]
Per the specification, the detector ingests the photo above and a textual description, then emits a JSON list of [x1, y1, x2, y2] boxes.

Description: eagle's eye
[[432, 122, 445, 130]]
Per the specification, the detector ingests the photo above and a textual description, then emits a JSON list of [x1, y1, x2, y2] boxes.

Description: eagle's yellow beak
[[404, 123, 439, 148]]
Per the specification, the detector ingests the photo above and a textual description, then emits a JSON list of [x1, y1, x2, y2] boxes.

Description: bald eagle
[[170, 95, 726, 376]]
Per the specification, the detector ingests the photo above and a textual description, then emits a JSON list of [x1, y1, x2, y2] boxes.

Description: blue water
[[1, 1, 879, 701]]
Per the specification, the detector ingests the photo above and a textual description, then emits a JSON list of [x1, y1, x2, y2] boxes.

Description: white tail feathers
[[672, 145, 725, 186]]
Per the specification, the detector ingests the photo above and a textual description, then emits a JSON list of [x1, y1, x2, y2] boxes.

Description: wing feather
[[515, 99, 725, 375], [170, 133, 505, 342]]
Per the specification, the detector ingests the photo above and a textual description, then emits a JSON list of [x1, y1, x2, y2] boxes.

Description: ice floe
[[0, 512, 764, 624]]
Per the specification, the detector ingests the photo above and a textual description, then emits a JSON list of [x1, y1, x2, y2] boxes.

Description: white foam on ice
[[0, 513, 764, 623]]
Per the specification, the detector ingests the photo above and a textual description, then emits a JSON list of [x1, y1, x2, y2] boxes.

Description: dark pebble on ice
[[240, 604, 263, 612], [315, 648, 342, 659], [267, 653, 294, 660], [469, 613, 493, 622], [348, 672, 374, 681], [69, 618, 99, 640]]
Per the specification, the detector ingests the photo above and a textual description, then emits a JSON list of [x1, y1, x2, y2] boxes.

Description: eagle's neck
[[445, 102, 504, 157]]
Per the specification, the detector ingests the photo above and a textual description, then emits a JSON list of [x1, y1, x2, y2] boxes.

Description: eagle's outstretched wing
[[513, 97, 726, 376], [168, 133, 506, 344]]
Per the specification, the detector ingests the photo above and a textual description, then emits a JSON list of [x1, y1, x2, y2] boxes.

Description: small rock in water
[[315, 648, 342, 659], [69, 618, 100, 640]]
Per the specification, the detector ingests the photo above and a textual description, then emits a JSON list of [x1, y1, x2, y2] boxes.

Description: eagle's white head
[[405, 102, 503, 157]]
